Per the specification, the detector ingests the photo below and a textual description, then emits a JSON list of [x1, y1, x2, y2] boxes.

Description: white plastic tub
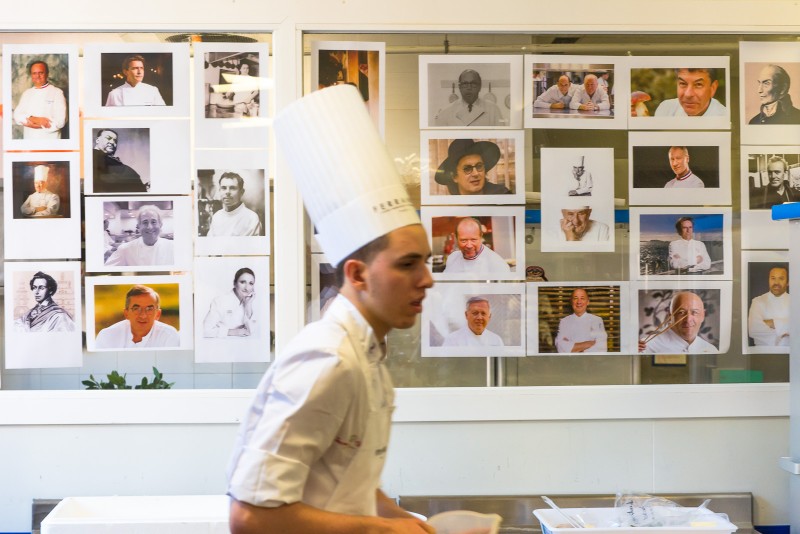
[[534, 507, 738, 534], [40, 495, 230, 534]]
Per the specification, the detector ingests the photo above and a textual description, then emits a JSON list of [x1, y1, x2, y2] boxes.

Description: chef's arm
[[230, 497, 435, 534]]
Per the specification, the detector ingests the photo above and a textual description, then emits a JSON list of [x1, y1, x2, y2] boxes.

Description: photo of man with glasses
[[434, 138, 511, 195], [94, 284, 179, 349], [435, 68, 506, 127]]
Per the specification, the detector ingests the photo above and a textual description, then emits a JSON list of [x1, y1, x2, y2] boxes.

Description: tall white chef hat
[[34, 165, 49, 182], [273, 84, 419, 266]]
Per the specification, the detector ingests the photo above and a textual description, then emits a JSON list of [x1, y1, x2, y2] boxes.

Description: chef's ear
[[341, 258, 368, 289]]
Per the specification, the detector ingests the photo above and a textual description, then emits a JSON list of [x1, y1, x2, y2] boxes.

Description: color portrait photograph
[[741, 251, 791, 354]]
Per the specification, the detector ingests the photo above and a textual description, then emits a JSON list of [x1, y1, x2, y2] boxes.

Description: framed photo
[[83, 119, 190, 195], [86, 274, 193, 352], [194, 150, 270, 256], [629, 207, 733, 281], [310, 254, 338, 322], [422, 282, 525, 357], [311, 41, 385, 136], [523, 55, 629, 130], [739, 145, 799, 250], [420, 130, 524, 205], [194, 42, 270, 149], [633, 281, 731, 355], [85, 196, 193, 273], [628, 56, 731, 130], [740, 42, 800, 145], [3, 261, 83, 369], [194, 256, 271, 363], [526, 282, 628, 355], [3, 152, 81, 259], [539, 147, 615, 253], [628, 131, 731, 206], [741, 250, 790, 354], [421, 205, 525, 281], [83, 43, 190, 117], [419, 54, 522, 129], [2, 44, 79, 150]]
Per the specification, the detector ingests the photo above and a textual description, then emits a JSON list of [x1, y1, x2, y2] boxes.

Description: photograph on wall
[[633, 280, 731, 355], [194, 256, 271, 363], [523, 55, 629, 130], [740, 42, 800, 145], [628, 131, 731, 206], [526, 282, 628, 356], [741, 251, 790, 354], [194, 149, 270, 256], [420, 130, 524, 205], [419, 54, 522, 129], [3, 261, 83, 369], [310, 254, 338, 322], [82, 43, 189, 118], [628, 56, 731, 130], [85, 274, 193, 352], [3, 152, 81, 260], [629, 207, 732, 281], [2, 44, 80, 150], [539, 147, 615, 253], [194, 42, 270, 149], [311, 41, 385, 136], [421, 206, 525, 281], [422, 281, 525, 357], [83, 119, 190, 195], [739, 145, 799, 250], [84, 196, 193, 273]]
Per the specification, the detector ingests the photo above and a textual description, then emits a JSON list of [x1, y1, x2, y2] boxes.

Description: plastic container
[[41, 495, 230, 534], [534, 507, 738, 534]]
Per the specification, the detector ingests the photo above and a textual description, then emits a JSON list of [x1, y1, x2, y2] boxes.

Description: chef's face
[[768, 267, 789, 297], [572, 166, 584, 179], [30, 62, 48, 88], [123, 292, 161, 340], [571, 289, 589, 316], [95, 130, 118, 155], [234, 272, 256, 300], [239, 63, 250, 76], [124, 60, 145, 86], [219, 177, 244, 211], [138, 209, 162, 246], [756, 66, 782, 105], [767, 161, 786, 187], [465, 300, 491, 336], [561, 209, 591, 235], [32, 278, 49, 304], [679, 220, 694, 240], [583, 75, 598, 96], [456, 219, 482, 259], [34, 180, 46, 193], [676, 69, 718, 116], [353, 225, 433, 338], [458, 71, 481, 106], [557, 76, 570, 95], [669, 147, 690, 175], [453, 154, 486, 195], [670, 292, 705, 343]]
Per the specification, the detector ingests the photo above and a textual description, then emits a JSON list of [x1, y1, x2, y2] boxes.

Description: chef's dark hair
[[334, 234, 391, 288]]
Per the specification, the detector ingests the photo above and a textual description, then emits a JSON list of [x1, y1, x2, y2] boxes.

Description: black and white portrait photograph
[[422, 206, 525, 281], [2, 44, 79, 150], [422, 282, 525, 357], [742, 251, 791, 354], [82, 43, 189, 118], [634, 281, 731, 355], [526, 282, 628, 356], [628, 56, 731, 131], [83, 119, 190, 195], [311, 41, 385, 136], [194, 150, 270, 256], [420, 130, 524, 205], [84, 196, 193, 273], [85, 274, 193, 352], [310, 254, 339, 322], [739, 145, 798, 250], [419, 54, 522, 129], [523, 55, 629, 130], [3, 261, 83, 369], [740, 42, 800, 144], [628, 131, 731, 206], [194, 42, 270, 149], [540, 147, 615, 253], [194, 256, 271, 363], [3, 152, 81, 260], [629, 207, 732, 281]]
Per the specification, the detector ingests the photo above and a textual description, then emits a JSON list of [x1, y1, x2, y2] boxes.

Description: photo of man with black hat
[[434, 138, 511, 196]]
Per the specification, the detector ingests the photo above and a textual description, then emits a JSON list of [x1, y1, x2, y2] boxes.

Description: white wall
[[1, 1, 798, 532]]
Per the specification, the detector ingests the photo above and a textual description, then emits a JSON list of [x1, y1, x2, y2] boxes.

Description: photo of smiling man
[[105, 203, 174, 267]]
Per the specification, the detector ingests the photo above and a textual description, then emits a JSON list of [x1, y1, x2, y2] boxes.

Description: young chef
[[226, 85, 436, 534]]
